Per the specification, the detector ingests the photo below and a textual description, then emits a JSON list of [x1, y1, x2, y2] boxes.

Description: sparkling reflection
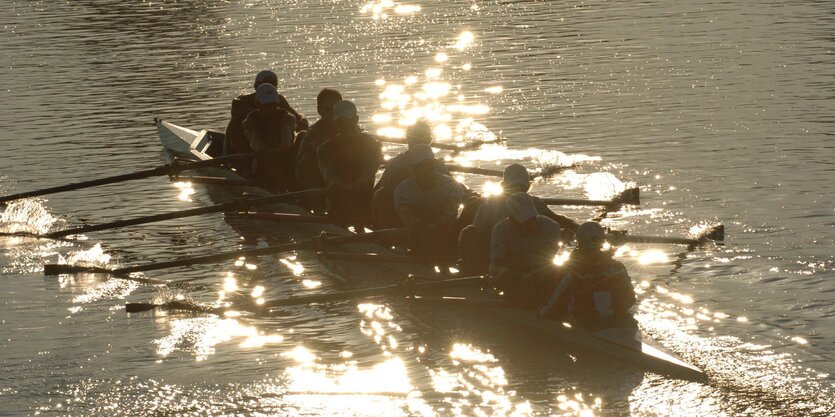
[[360, 0, 421, 20], [0, 199, 60, 234], [155, 317, 284, 360]]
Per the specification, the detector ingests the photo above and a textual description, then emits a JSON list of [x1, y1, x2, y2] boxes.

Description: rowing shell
[[155, 120, 706, 382]]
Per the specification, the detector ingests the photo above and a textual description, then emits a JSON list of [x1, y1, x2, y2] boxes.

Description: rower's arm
[[317, 144, 342, 186], [225, 98, 250, 153]]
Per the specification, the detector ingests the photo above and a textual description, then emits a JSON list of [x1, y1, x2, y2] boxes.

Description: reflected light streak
[[481, 181, 503, 197], [638, 249, 670, 265], [172, 181, 195, 201], [280, 257, 305, 276], [155, 317, 283, 360], [360, 1, 421, 19], [302, 279, 321, 289], [454, 31, 475, 50], [285, 358, 413, 395]]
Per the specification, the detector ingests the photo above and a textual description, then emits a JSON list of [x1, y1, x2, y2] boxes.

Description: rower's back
[[564, 222, 636, 324]]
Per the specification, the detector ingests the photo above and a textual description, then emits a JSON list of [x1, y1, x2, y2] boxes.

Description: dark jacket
[[566, 248, 636, 321]]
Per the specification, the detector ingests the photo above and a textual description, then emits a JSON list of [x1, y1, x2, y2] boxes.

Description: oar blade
[[616, 187, 641, 206], [43, 264, 110, 275], [699, 224, 725, 243], [125, 302, 161, 313]]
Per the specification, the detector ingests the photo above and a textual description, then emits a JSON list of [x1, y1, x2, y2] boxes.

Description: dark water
[[1, 1, 833, 415]]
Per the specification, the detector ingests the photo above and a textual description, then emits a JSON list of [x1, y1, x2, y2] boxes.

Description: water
[[1, 0, 833, 415]]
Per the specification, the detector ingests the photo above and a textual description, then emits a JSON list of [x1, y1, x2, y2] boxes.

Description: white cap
[[506, 192, 538, 223], [333, 100, 358, 120], [501, 164, 530, 187], [409, 144, 435, 165], [576, 222, 605, 248], [255, 83, 280, 104]]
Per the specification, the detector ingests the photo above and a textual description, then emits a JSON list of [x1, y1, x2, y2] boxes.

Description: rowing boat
[[155, 119, 706, 382]]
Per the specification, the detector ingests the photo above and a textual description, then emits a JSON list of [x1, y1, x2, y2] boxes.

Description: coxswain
[[241, 83, 297, 193], [294, 88, 343, 213], [393, 144, 464, 263], [488, 192, 563, 307], [225, 70, 308, 158], [372, 120, 450, 228], [459, 164, 578, 274], [317, 100, 382, 230], [539, 222, 636, 326]]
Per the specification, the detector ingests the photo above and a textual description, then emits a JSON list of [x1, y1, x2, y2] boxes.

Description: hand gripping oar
[[1, 189, 322, 239], [541, 187, 640, 208], [606, 224, 724, 246], [124, 275, 488, 313], [0, 153, 253, 204], [43, 228, 410, 276]]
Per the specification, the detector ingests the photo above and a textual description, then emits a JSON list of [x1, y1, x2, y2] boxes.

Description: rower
[[372, 120, 450, 228], [242, 83, 298, 193], [295, 88, 343, 212], [489, 192, 562, 307], [317, 100, 382, 230], [539, 222, 637, 326], [225, 70, 308, 158], [393, 144, 463, 263], [459, 163, 579, 274]]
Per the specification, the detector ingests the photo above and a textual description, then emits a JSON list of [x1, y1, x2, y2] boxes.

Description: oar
[[606, 224, 724, 246], [172, 176, 259, 187], [43, 228, 410, 276], [124, 275, 488, 313], [541, 187, 640, 208], [0, 153, 252, 204], [379, 138, 489, 152], [226, 212, 332, 224], [444, 164, 575, 179], [1, 189, 322, 239]]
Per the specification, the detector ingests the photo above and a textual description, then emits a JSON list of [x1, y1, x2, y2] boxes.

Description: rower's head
[[253, 70, 278, 89], [409, 144, 437, 186], [255, 83, 281, 109], [317, 88, 343, 119], [332, 100, 359, 131], [501, 164, 531, 194], [406, 120, 432, 148], [506, 192, 538, 227], [576, 222, 606, 249]]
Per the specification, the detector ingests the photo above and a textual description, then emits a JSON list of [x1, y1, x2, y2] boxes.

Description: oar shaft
[[445, 164, 504, 178], [229, 212, 332, 224], [0, 153, 251, 203], [609, 234, 698, 246], [43, 189, 319, 238], [265, 276, 486, 308], [541, 197, 615, 206], [108, 228, 407, 275]]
